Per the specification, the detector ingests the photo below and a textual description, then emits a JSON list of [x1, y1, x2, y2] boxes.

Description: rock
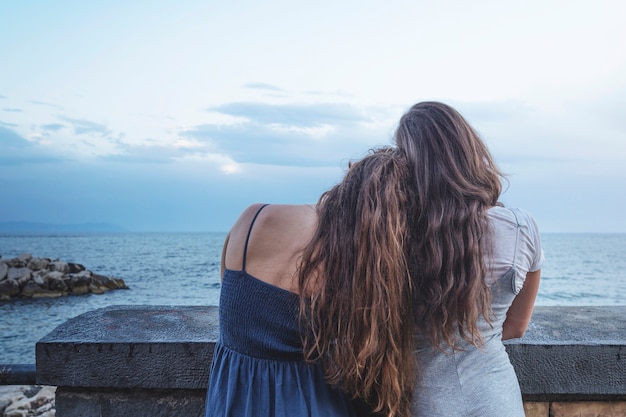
[[47, 276, 68, 293], [70, 284, 89, 295], [6, 259, 24, 268], [67, 262, 86, 273], [27, 258, 49, 271], [7, 268, 30, 282], [69, 274, 89, 286], [49, 261, 68, 273], [89, 284, 105, 294], [94, 274, 116, 289], [0, 279, 20, 297], [17, 253, 32, 263], [0, 263, 8, 281], [32, 289, 65, 299], [34, 402, 54, 415], [74, 270, 91, 279], [21, 281, 45, 298], [0, 386, 21, 410], [17, 274, 33, 288], [0, 255, 128, 300], [92, 274, 123, 289], [44, 271, 64, 280], [69, 275, 90, 294], [0, 385, 56, 417], [32, 272, 47, 288], [30, 386, 55, 410], [4, 396, 32, 415]]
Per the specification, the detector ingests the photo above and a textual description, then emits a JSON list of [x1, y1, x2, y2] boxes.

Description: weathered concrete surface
[[55, 387, 205, 417], [505, 306, 626, 400], [35, 305, 625, 417], [36, 305, 219, 389]]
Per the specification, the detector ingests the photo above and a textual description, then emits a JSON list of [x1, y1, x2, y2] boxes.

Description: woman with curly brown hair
[[206, 147, 419, 417], [298, 147, 420, 417], [394, 101, 544, 417]]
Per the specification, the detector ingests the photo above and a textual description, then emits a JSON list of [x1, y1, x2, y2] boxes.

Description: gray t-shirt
[[411, 206, 544, 417]]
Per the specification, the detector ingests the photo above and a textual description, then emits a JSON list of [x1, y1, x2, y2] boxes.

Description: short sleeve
[[524, 211, 544, 272], [511, 209, 544, 293]]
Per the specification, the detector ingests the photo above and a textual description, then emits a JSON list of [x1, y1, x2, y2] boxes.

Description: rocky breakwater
[[0, 386, 55, 417], [0, 253, 128, 300]]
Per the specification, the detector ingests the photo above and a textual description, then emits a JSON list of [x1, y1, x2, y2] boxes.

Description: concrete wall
[[36, 305, 626, 417]]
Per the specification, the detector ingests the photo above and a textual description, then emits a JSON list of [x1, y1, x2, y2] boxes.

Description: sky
[[1, 0, 625, 233]]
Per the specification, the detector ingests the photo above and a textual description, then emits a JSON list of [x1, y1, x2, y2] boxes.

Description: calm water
[[1, 232, 625, 363]]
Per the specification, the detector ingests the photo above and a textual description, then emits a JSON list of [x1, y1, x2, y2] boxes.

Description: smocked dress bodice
[[206, 270, 363, 416]]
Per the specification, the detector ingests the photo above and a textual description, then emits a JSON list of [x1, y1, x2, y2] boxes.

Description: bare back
[[221, 203, 317, 294]]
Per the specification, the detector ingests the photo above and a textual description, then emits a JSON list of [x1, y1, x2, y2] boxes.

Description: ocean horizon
[[1, 232, 625, 364]]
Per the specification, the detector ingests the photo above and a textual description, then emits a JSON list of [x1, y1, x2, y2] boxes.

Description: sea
[[1, 232, 625, 364]]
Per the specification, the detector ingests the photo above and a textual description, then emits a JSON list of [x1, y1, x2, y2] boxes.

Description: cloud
[[0, 125, 66, 165], [0, 126, 29, 149], [99, 141, 208, 164], [0, 95, 6, 99], [244, 82, 284, 92], [181, 102, 391, 167], [208, 102, 372, 127], [3, 108, 22, 113], [40, 123, 66, 132], [28, 100, 61, 109], [59, 116, 112, 136]]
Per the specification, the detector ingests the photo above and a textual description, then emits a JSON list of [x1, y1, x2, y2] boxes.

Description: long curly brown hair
[[394, 101, 503, 349], [298, 147, 419, 417]]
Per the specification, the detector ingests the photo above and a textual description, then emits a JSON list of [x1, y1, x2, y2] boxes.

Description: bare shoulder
[[224, 203, 317, 273], [263, 203, 317, 223], [232, 204, 317, 291], [228, 203, 315, 239], [228, 203, 270, 236], [253, 204, 317, 241]]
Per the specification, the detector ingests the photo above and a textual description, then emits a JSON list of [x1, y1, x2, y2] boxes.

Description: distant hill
[[0, 221, 128, 233]]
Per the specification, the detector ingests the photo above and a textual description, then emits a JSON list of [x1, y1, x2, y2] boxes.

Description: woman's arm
[[502, 269, 541, 340]]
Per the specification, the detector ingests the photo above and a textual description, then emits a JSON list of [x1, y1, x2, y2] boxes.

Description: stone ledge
[[505, 306, 626, 400], [36, 305, 626, 400], [36, 305, 219, 389]]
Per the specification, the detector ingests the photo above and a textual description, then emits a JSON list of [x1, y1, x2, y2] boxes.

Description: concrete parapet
[[506, 306, 626, 401], [35, 305, 626, 417]]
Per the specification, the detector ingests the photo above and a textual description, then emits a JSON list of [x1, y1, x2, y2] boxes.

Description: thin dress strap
[[242, 204, 270, 272]]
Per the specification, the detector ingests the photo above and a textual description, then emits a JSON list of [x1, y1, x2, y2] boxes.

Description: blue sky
[[1, 0, 625, 232]]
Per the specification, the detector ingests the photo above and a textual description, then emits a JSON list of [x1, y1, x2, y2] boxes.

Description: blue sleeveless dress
[[205, 205, 363, 417]]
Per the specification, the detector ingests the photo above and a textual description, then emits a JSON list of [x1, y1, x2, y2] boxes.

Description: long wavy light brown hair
[[298, 147, 419, 417], [394, 101, 504, 349]]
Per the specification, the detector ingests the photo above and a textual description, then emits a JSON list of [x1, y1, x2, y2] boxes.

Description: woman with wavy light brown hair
[[206, 147, 420, 417], [395, 101, 544, 417], [298, 147, 420, 417]]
